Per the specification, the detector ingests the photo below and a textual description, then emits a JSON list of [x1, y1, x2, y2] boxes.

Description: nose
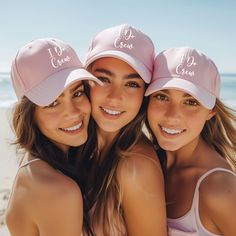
[[64, 101, 81, 120], [164, 102, 181, 122], [107, 84, 123, 101]]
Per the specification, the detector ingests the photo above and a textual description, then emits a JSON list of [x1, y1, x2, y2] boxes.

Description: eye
[[73, 90, 84, 98], [154, 93, 168, 101], [126, 81, 141, 88], [97, 76, 110, 83], [44, 100, 59, 108], [184, 99, 199, 106]]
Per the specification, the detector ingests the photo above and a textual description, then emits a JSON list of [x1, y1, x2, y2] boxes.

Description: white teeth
[[61, 122, 82, 131], [101, 107, 122, 115], [161, 126, 183, 134]]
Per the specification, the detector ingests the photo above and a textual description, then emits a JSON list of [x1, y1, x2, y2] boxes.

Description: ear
[[206, 109, 216, 121]]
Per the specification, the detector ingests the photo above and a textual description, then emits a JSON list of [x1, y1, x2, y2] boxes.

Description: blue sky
[[0, 0, 235, 73]]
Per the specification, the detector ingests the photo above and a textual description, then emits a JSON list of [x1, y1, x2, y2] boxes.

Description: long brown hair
[[12, 82, 94, 232], [81, 94, 148, 235], [12, 96, 84, 183]]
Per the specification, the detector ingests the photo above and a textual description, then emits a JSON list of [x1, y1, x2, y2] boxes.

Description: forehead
[[154, 89, 194, 98], [92, 57, 137, 74]]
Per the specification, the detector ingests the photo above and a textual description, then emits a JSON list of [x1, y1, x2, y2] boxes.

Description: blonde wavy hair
[[201, 99, 236, 171]]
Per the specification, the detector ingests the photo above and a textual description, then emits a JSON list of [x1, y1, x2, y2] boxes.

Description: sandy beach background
[[0, 107, 18, 236], [0, 73, 236, 236]]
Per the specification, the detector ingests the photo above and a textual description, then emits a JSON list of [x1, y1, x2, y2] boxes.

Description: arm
[[118, 155, 167, 236], [200, 171, 236, 236], [32, 175, 83, 236]]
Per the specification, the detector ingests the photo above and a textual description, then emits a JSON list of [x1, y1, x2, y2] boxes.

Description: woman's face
[[147, 89, 215, 152], [34, 81, 91, 152], [89, 57, 145, 134]]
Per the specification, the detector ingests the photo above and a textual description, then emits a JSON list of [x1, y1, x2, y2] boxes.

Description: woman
[[83, 24, 167, 236], [5, 38, 102, 236], [146, 46, 236, 235]]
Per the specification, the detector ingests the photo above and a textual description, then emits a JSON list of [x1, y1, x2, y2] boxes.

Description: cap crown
[[11, 38, 83, 99], [153, 47, 220, 97], [85, 24, 155, 75]]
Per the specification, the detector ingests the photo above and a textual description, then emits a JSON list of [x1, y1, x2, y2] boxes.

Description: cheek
[[90, 86, 103, 102], [147, 102, 159, 125], [36, 119, 55, 140], [130, 88, 145, 105], [79, 97, 91, 115], [34, 109, 58, 134]]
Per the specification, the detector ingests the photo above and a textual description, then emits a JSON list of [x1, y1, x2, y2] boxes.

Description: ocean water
[[0, 72, 236, 109]]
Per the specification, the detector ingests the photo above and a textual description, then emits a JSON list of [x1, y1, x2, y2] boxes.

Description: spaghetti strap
[[19, 158, 41, 169], [191, 167, 236, 208], [196, 167, 235, 191], [191, 168, 236, 235]]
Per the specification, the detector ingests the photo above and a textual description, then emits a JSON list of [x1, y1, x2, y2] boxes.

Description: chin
[[71, 134, 88, 147], [98, 124, 122, 133], [158, 141, 180, 152]]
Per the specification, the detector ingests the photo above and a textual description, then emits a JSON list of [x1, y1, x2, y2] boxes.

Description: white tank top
[[167, 168, 236, 236]]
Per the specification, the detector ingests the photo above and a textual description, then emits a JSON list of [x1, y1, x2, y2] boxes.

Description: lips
[[100, 106, 125, 116], [160, 125, 185, 135], [60, 121, 83, 132]]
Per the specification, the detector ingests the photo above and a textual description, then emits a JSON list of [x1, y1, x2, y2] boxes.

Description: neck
[[166, 136, 203, 168], [96, 127, 119, 158]]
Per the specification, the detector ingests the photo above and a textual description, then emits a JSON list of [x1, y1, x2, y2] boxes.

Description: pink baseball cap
[[145, 47, 221, 109], [84, 24, 155, 83], [11, 38, 102, 106]]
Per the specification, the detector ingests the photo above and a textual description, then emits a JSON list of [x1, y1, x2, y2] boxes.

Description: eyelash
[[44, 90, 84, 108], [45, 100, 58, 108], [153, 94, 199, 106], [97, 76, 141, 88], [154, 94, 168, 101], [184, 99, 199, 106], [97, 77, 110, 83], [126, 81, 141, 88], [73, 90, 84, 98]]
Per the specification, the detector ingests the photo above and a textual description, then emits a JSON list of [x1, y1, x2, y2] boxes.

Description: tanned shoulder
[[200, 170, 236, 235]]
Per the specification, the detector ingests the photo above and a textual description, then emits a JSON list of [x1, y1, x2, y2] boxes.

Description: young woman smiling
[[82, 24, 167, 236], [6, 38, 102, 236], [146, 47, 236, 236]]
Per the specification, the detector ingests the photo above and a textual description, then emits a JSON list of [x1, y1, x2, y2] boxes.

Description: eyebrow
[[160, 89, 193, 98], [124, 73, 142, 79], [94, 68, 142, 79], [94, 68, 114, 76], [59, 82, 83, 97]]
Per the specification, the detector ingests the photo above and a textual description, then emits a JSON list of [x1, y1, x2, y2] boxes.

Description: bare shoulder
[[132, 133, 159, 161], [6, 159, 83, 235], [117, 141, 164, 197], [200, 170, 236, 234], [200, 170, 236, 202], [116, 136, 167, 235], [13, 160, 82, 214], [30, 160, 82, 204]]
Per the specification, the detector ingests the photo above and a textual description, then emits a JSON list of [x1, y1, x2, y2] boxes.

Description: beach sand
[[0, 107, 19, 236]]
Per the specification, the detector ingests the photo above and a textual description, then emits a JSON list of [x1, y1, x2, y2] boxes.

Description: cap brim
[[145, 78, 216, 109], [25, 67, 102, 106], [85, 50, 151, 83]]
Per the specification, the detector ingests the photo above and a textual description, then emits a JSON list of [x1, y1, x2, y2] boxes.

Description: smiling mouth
[[160, 125, 185, 135], [100, 107, 125, 116], [60, 122, 83, 132]]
